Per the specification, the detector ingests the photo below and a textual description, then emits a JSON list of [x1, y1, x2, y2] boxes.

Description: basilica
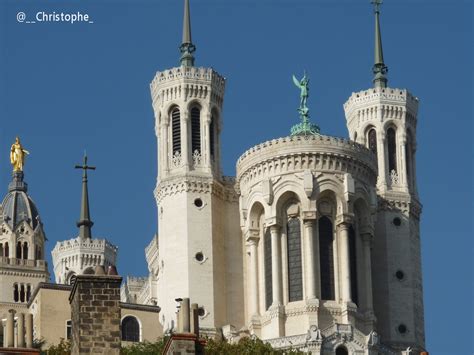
[[1, 1, 425, 354]]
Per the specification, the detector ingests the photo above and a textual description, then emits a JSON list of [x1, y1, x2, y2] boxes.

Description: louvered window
[[264, 229, 273, 310], [287, 218, 303, 302], [171, 108, 181, 155], [387, 127, 397, 173], [191, 107, 201, 155], [319, 216, 335, 300], [121, 316, 140, 342], [368, 129, 377, 155]]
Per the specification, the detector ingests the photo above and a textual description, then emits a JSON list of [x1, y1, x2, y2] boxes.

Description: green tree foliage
[[120, 338, 168, 355], [204, 337, 304, 355], [41, 338, 71, 355]]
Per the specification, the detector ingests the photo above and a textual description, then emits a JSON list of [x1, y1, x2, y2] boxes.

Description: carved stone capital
[[335, 213, 354, 228], [265, 217, 281, 229], [245, 228, 260, 243], [301, 210, 318, 222]]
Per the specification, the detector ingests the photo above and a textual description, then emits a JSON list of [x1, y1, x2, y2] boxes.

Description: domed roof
[[1, 172, 40, 230]]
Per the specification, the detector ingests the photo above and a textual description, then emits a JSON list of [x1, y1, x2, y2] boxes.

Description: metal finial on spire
[[371, 0, 388, 88], [74, 153, 96, 239], [180, 0, 196, 67]]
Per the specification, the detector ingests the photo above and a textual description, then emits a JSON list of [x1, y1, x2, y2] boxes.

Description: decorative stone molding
[[237, 135, 377, 191], [154, 176, 238, 204], [377, 196, 422, 219]]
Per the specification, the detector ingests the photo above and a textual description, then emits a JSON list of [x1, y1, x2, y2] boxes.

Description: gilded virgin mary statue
[[10, 137, 29, 172]]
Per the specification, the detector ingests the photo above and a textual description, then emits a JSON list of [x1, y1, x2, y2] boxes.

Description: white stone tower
[[150, 0, 243, 334], [52, 155, 117, 284], [343, 1, 424, 351]]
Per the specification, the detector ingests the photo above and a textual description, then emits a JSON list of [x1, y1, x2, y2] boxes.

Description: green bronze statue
[[290, 72, 320, 136]]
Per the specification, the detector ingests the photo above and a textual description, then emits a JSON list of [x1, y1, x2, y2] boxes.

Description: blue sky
[[0, 0, 472, 353]]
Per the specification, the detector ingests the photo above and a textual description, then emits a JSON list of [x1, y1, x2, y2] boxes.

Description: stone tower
[[343, 1, 424, 351], [52, 155, 118, 284], [0, 143, 49, 323], [150, 0, 243, 334]]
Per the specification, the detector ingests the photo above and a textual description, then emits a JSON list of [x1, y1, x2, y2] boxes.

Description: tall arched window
[[264, 229, 273, 310], [20, 284, 25, 302], [5, 242, 9, 258], [121, 316, 140, 342], [26, 284, 31, 302], [35, 245, 42, 260], [319, 216, 335, 300], [349, 226, 358, 306], [406, 133, 413, 188], [13, 284, 19, 302], [17, 242, 22, 259], [209, 115, 216, 162], [22, 242, 28, 260], [287, 217, 303, 302], [0, 243, 3, 257], [171, 108, 181, 156], [368, 128, 377, 156], [387, 127, 397, 173], [191, 107, 201, 155]]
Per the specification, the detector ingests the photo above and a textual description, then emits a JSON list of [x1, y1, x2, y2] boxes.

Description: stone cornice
[[154, 175, 238, 204], [377, 195, 422, 219], [236, 135, 377, 190], [27, 282, 72, 307], [120, 302, 161, 313]]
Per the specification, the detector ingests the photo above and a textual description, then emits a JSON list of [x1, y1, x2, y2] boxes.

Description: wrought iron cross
[[75, 154, 96, 179], [371, 0, 383, 13]]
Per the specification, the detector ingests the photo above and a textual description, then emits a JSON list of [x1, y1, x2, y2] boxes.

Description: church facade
[[123, 0, 426, 353]]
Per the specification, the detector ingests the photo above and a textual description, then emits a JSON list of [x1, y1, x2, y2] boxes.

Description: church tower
[[150, 0, 243, 333], [51, 155, 118, 284], [343, 1, 425, 351], [0, 138, 49, 319]]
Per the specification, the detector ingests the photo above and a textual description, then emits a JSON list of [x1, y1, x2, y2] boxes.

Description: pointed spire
[[180, 0, 196, 67], [372, 0, 388, 88], [74, 153, 96, 239]]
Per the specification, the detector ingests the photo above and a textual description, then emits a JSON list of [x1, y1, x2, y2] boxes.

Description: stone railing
[[236, 135, 377, 185], [52, 237, 118, 253], [0, 257, 46, 269]]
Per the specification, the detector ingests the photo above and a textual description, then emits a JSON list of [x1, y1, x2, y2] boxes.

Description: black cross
[[75, 154, 96, 179]]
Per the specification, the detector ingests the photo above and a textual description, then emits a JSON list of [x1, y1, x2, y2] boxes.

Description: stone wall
[[69, 272, 122, 354]]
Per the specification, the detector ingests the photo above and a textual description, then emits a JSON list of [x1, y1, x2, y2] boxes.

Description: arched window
[[264, 228, 273, 310], [191, 107, 201, 155], [13, 284, 19, 302], [26, 284, 31, 302], [17, 242, 22, 259], [5, 242, 9, 258], [35, 245, 42, 260], [287, 217, 303, 302], [336, 346, 349, 355], [22, 242, 28, 260], [319, 216, 335, 300], [20, 284, 25, 302], [171, 108, 181, 156], [349, 226, 358, 306], [406, 133, 413, 188], [209, 114, 216, 162], [368, 128, 377, 156], [121, 316, 140, 342], [0, 243, 3, 257], [387, 127, 397, 173]]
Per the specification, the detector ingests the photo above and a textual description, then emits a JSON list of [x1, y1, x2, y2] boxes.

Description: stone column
[[400, 135, 407, 186], [25, 313, 33, 348], [270, 225, 282, 305], [303, 219, 317, 299], [203, 113, 211, 169], [362, 233, 374, 311], [190, 303, 199, 337], [377, 132, 387, 188], [181, 298, 190, 333], [338, 223, 352, 303], [6, 309, 15, 348], [248, 238, 259, 316], [162, 121, 170, 174], [17, 313, 25, 348]]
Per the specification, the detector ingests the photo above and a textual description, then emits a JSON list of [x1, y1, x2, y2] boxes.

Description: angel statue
[[10, 137, 29, 172], [292, 72, 309, 112]]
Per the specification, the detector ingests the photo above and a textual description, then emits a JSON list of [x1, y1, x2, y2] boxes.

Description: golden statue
[[10, 137, 29, 172]]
